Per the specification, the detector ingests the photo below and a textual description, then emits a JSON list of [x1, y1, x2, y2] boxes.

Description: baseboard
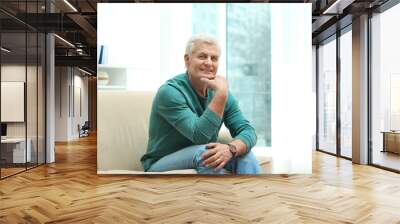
[[97, 170, 146, 175], [97, 169, 198, 175]]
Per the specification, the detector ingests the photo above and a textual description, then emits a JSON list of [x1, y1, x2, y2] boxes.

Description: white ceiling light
[[322, 0, 355, 15], [1, 47, 11, 53], [76, 48, 84, 55], [63, 0, 78, 12], [54, 34, 75, 48], [78, 67, 92, 76]]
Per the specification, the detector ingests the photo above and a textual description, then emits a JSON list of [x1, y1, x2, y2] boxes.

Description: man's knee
[[238, 151, 258, 162], [193, 145, 207, 165], [235, 151, 261, 174], [191, 145, 227, 174]]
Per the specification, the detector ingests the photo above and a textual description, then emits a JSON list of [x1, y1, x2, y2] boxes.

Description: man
[[140, 33, 260, 174]]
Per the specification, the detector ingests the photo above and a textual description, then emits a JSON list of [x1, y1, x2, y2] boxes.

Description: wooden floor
[[0, 167, 26, 178], [1, 163, 45, 178], [1, 134, 400, 223]]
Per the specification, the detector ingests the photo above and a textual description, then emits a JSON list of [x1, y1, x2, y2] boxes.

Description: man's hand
[[200, 76, 228, 94], [201, 142, 233, 171]]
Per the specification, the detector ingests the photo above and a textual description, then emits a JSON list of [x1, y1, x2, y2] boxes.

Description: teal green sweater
[[140, 73, 257, 171]]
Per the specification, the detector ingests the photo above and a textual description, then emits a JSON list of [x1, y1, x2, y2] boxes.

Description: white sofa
[[97, 91, 271, 174]]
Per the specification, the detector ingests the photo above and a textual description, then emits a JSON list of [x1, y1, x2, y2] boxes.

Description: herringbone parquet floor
[[1, 134, 400, 223]]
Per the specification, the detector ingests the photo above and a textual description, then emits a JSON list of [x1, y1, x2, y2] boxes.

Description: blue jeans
[[147, 145, 261, 174]]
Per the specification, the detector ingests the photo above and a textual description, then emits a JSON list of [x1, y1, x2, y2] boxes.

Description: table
[[1, 138, 31, 163], [381, 131, 400, 154]]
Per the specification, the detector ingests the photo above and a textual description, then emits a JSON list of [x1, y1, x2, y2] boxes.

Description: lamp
[[322, 0, 355, 15], [63, 0, 78, 12], [1, 47, 11, 53], [54, 34, 75, 48], [78, 67, 93, 76]]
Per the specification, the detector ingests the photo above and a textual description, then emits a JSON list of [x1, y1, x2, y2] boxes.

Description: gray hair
[[185, 33, 220, 56]]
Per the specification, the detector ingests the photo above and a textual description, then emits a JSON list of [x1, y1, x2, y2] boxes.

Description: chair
[[79, 121, 90, 138]]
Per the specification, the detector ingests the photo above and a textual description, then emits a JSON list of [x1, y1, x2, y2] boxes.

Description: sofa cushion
[[98, 91, 155, 171]]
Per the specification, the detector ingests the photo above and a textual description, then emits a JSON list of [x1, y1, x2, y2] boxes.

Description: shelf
[[97, 65, 127, 90], [97, 65, 126, 69], [98, 85, 126, 90]]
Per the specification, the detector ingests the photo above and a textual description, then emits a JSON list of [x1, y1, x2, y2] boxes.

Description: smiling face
[[185, 41, 220, 84]]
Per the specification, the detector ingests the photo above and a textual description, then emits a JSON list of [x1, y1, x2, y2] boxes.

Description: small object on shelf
[[98, 45, 108, 64], [97, 65, 127, 90], [98, 71, 109, 86]]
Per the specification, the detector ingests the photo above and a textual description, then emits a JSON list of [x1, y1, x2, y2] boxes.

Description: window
[[0, 1, 46, 179], [226, 4, 271, 147], [371, 3, 400, 171], [340, 29, 352, 158], [318, 37, 337, 155]]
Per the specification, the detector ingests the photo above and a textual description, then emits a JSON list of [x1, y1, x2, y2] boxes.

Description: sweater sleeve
[[223, 92, 257, 152], [157, 85, 222, 144]]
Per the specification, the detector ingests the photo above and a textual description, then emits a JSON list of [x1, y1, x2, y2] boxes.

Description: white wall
[[55, 67, 89, 141], [72, 73, 89, 138], [1, 65, 40, 138], [55, 66, 69, 141], [270, 4, 312, 174], [1, 66, 25, 131], [98, 3, 226, 91]]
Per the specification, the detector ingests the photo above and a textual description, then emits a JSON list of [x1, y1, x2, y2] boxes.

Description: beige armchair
[[97, 91, 271, 174]]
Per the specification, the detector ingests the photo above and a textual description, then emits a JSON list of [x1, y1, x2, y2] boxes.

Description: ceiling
[[0, 0, 99, 74], [311, 0, 391, 44]]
